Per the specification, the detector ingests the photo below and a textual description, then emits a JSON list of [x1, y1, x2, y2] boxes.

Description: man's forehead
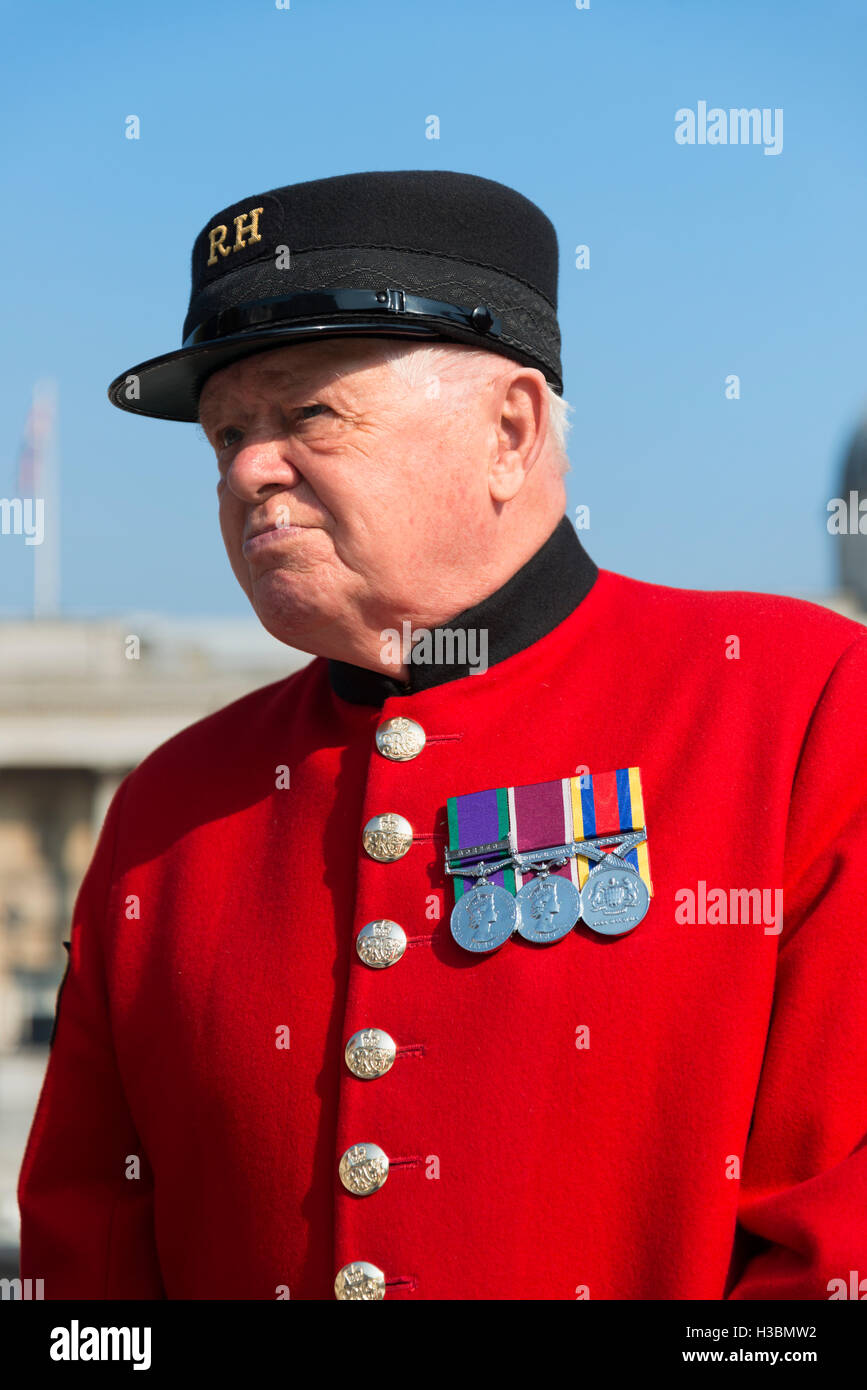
[[197, 340, 391, 422]]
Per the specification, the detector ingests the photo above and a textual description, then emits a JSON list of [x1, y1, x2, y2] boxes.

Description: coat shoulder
[[125, 654, 326, 791], [597, 568, 867, 667]]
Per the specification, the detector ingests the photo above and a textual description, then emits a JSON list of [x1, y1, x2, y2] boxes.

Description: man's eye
[[216, 407, 327, 448]]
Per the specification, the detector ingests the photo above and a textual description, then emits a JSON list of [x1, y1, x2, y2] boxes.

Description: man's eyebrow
[[198, 372, 354, 428]]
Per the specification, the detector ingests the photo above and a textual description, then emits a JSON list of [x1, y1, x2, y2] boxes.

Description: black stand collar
[[328, 515, 598, 707]]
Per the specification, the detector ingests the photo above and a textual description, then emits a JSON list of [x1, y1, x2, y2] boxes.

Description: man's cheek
[[228, 548, 254, 601], [217, 495, 240, 547], [217, 502, 250, 589]]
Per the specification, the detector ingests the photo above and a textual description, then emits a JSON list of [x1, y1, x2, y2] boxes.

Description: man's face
[[198, 338, 501, 662]]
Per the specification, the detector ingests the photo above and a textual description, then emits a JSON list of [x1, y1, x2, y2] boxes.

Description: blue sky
[[2, 0, 865, 616]]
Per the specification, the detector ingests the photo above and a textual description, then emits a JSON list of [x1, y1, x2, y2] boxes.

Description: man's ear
[[488, 369, 549, 503]]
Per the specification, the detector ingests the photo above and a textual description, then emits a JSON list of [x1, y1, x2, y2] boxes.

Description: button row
[[335, 718, 425, 1299]]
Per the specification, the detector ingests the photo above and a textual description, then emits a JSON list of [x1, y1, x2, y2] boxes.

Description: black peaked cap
[[107, 169, 563, 422]]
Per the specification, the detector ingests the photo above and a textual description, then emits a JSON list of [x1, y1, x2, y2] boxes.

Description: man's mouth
[[242, 523, 313, 557]]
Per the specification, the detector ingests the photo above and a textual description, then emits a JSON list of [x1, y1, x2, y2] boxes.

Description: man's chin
[[248, 568, 337, 652]]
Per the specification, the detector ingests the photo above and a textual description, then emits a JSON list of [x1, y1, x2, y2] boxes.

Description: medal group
[[446, 768, 653, 955]]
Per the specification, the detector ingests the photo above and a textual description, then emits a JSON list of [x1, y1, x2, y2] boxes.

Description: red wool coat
[[17, 564, 867, 1300]]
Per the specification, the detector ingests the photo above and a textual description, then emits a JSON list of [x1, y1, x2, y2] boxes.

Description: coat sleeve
[[17, 776, 165, 1299], [726, 632, 867, 1300]]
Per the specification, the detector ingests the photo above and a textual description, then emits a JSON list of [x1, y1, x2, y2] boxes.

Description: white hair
[[377, 340, 572, 476]]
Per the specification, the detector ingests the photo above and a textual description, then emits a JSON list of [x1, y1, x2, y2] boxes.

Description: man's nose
[[225, 434, 301, 501]]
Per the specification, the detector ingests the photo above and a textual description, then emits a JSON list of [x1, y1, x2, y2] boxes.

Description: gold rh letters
[[206, 208, 265, 266], [207, 225, 231, 266], [233, 207, 264, 251]]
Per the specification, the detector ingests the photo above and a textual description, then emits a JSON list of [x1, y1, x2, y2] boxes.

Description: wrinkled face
[[198, 338, 500, 659]]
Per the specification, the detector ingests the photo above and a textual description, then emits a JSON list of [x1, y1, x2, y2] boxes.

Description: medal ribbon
[[570, 767, 652, 892], [446, 785, 516, 902], [447, 766, 653, 898], [509, 777, 576, 891]]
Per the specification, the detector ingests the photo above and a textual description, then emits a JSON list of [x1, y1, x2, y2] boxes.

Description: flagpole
[[31, 379, 59, 619]]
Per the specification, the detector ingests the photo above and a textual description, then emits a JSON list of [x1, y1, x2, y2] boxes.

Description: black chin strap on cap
[[183, 288, 501, 349]]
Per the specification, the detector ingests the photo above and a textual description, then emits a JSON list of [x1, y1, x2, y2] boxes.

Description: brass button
[[375, 716, 426, 761], [345, 1027, 396, 1079], [334, 1261, 386, 1300], [339, 1142, 389, 1196], [362, 813, 413, 862], [356, 919, 407, 969]]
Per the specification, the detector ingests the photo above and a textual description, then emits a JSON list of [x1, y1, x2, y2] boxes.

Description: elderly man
[[18, 171, 867, 1301]]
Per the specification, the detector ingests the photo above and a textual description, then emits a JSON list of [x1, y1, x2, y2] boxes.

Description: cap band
[[182, 288, 502, 349]]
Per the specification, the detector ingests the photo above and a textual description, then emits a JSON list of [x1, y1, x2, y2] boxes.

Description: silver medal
[[516, 871, 581, 944], [450, 881, 517, 953], [579, 858, 650, 936]]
